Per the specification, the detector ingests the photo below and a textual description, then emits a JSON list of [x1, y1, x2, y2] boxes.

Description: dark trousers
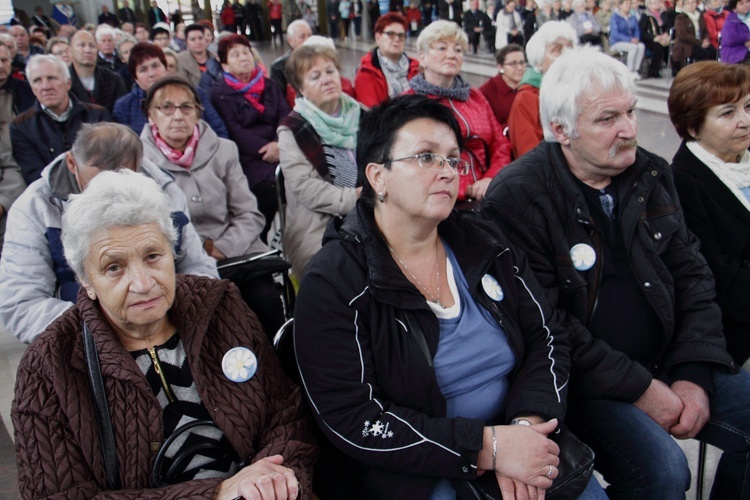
[[250, 180, 278, 245], [218, 269, 286, 342]]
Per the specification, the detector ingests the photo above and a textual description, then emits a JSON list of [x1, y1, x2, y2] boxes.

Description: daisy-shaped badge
[[481, 274, 504, 302], [222, 347, 258, 383], [570, 243, 596, 271]]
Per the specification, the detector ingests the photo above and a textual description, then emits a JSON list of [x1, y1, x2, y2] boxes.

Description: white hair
[[287, 19, 311, 39], [524, 21, 578, 71], [0, 33, 17, 51], [95, 23, 116, 41], [571, 0, 587, 9], [540, 45, 635, 141], [302, 35, 336, 49], [416, 19, 468, 53], [116, 34, 137, 52], [62, 169, 178, 281], [26, 54, 71, 83]]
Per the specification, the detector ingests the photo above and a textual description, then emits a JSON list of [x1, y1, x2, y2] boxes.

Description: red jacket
[[221, 5, 236, 26], [508, 83, 542, 159], [405, 87, 511, 200], [354, 49, 420, 108], [479, 73, 518, 131], [704, 9, 727, 49]]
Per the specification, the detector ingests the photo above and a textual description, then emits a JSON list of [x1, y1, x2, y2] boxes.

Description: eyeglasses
[[153, 103, 197, 116], [503, 61, 527, 67], [382, 30, 407, 40], [384, 153, 470, 175]]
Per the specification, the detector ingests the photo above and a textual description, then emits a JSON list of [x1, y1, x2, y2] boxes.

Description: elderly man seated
[[11, 54, 110, 184], [0, 122, 218, 344], [481, 45, 750, 498]]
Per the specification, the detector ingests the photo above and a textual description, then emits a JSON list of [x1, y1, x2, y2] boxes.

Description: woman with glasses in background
[[479, 44, 526, 131], [354, 12, 420, 108]]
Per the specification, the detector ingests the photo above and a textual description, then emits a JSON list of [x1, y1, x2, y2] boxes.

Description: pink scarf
[[224, 66, 266, 114], [151, 124, 200, 169]]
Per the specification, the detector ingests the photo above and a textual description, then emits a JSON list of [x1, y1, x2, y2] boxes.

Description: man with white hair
[[269, 19, 312, 95], [95, 23, 125, 71], [11, 55, 110, 184], [0, 122, 218, 344], [69, 30, 126, 112], [507, 20, 577, 158], [481, 45, 750, 498]]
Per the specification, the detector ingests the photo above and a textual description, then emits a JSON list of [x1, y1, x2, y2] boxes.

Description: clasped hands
[[214, 455, 299, 500], [634, 378, 710, 439], [481, 417, 560, 500]]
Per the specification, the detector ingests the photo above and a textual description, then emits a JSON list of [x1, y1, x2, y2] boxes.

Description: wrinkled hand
[[498, 475, 546, 500], [465, 178, 492, 201], [634, 378, 684, 432], [495, 419, 560, 490], [215, 455, 299, 500], [669, 380, 710, 439], [260, 141, 280, 164], [701, 39, 710, 49]]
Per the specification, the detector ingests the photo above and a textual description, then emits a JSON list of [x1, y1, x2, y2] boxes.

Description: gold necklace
[[388, 238, 446, 308]]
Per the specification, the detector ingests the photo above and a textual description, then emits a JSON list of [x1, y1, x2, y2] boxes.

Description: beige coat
[[277, 126, 358, 278], [142, 120, 268, 258]]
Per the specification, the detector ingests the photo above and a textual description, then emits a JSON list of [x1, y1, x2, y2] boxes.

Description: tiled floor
[[0, 39, 712, 497]]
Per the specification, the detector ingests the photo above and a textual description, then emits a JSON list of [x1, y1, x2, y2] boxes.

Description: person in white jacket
[[0, 122, 218, 343]]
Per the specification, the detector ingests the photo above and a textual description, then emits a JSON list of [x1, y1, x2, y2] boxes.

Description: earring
[[499, 69, 505, 74], [378, 192, 385, 203], [86, 289, 96, 300]]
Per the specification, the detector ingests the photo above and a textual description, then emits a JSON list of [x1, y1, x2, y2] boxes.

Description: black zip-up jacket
[[10, 94, 110, 184], [294, 200, 571, 499], [481, 141, 738, 403]]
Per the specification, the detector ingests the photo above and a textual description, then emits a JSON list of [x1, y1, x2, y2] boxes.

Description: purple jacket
[[210, 75, 291, 188], [720, 11, 750, 63]]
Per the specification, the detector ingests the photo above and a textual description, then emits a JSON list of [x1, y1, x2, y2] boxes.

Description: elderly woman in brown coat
[[12, 169, 316, 499], [672, 0, 716, 72]]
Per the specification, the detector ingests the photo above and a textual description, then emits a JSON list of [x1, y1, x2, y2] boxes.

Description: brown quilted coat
[[12, 274, 317, 499]]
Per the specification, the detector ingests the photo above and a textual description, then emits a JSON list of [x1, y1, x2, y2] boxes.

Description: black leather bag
[[453, 425, 595, 500]]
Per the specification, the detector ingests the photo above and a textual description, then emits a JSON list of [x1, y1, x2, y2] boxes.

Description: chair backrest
[[275, 164, 287, 233], [273, 317, 300, 384]]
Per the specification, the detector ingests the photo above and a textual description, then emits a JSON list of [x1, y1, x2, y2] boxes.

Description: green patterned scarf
[[293, 94, 361, 150]]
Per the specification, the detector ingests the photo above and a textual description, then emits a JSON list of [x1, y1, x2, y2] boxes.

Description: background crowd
[[0, 0, 749, 498]]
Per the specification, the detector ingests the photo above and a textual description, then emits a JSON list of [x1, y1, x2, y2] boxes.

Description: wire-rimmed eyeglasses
[[384, 153, 471, 175], [153, 103, 197, 116]]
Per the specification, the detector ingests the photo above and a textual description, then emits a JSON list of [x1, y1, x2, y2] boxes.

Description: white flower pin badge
[[482, 274, 504, 302], [222, 347, 258, 382], [569, 243, 596, 271]]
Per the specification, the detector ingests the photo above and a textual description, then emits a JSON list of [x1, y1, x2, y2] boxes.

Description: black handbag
[[453, 425, 595, 500]]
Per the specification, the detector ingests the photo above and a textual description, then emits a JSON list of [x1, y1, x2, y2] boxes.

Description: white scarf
[[686, 141, 750, 212], [684, 10, 702, 37]]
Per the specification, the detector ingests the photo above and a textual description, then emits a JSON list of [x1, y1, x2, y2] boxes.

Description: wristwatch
[[511, 418, 532, 426]]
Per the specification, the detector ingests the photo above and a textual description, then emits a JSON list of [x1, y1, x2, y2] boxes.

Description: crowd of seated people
[[3, 7, 750, 499]]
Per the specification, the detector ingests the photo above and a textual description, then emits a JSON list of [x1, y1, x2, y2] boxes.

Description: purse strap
[[82, 322, 121, 490]]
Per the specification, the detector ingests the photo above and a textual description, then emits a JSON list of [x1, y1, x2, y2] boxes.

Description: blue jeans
[[566, 370, 750, 499]]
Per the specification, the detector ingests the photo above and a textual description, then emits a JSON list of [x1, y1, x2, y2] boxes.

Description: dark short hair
[[729, 0, 741, 9], [217, 33, 251, 64], [150, 26, 170, 40], [128, 42, 166, 79], [374, 12, 409, 34], [285, 44, 340, 92], [357, 94, 463, 206], [668, 61, 750, 140], [135, 22, 148, 31], [142, 75, 203, 119], [184, 23, 206, 39], [495, 43, 524, 65]]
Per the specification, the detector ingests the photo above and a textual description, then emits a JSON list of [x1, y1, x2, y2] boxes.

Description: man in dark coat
[[98, 5, 119, 27], [463, 0, 491, 53], [438, 0, 462, 24], [481, 45, 750, 499], [148, 0, 168, 27], [11, 55, 110, 184], [69, 30, 126, 113], [119, 1, 138, 24]]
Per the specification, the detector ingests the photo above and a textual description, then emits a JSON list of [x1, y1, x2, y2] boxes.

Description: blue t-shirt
[[432, 244, 516, 421]]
